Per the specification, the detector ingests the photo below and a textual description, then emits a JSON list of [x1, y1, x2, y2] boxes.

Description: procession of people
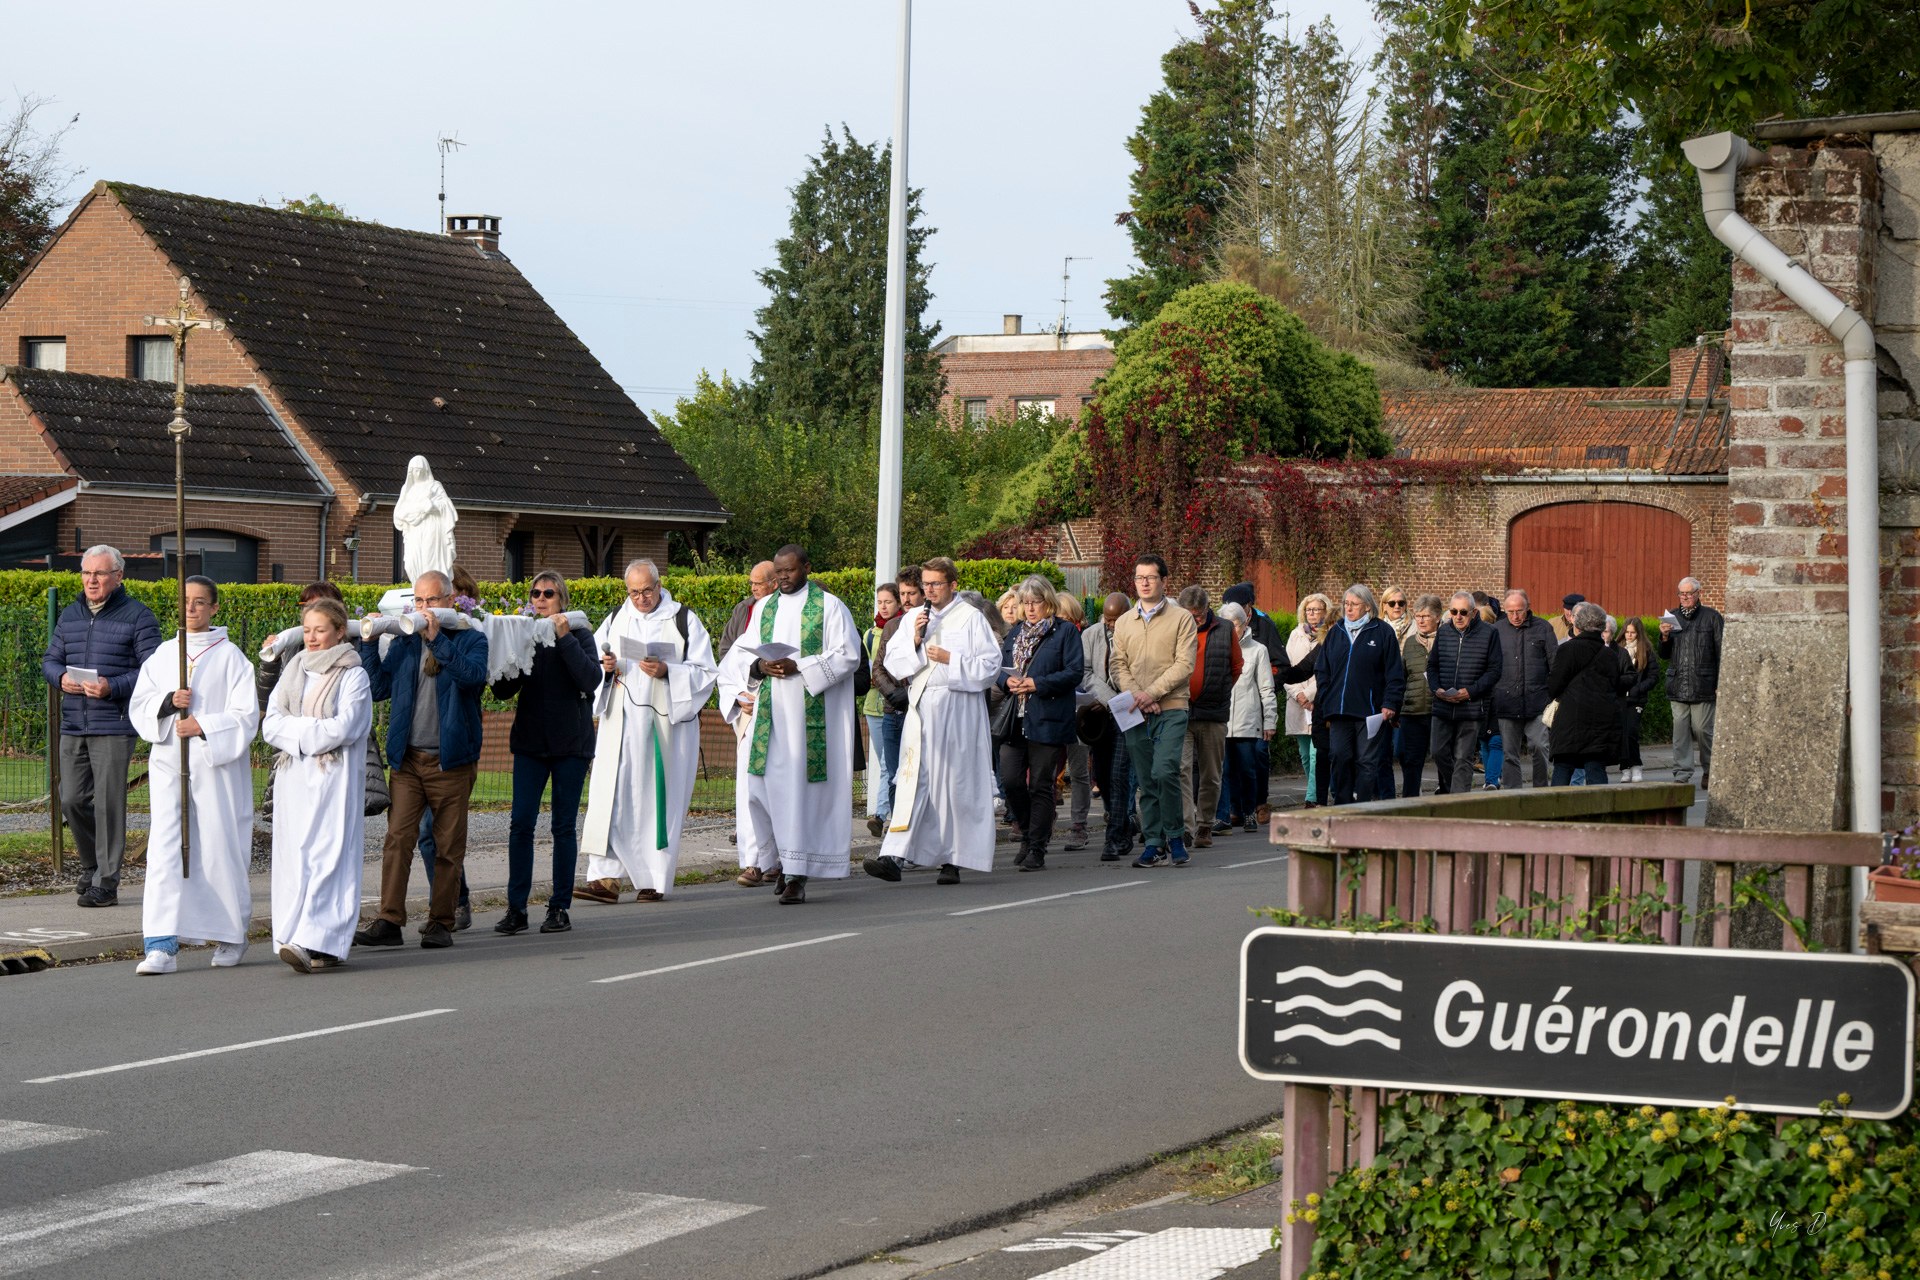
[[46, 529, 1706, 976]]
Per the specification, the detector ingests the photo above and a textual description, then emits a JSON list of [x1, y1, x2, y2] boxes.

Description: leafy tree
[[1618, 152, 1731, 384], [1413, 52, 1633, 387], [0, 96, 78, 295], [747, 126, 941, 431], [1434, 0, 1920, 153], [268, 193, 350, 220], [1105, 0, 1278, 329]]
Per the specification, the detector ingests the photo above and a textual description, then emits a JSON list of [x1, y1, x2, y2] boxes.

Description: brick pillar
[[1709, 139, 1878, 847]]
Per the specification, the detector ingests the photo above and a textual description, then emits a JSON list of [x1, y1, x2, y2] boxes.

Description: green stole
[[748, 582, 827, 782]]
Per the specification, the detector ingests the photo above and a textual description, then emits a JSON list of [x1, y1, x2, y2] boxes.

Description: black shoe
[[862, 856, 902, 882], [539, 907, 571, 933], [454, 904, 473, 932], [353, 918, 405, 948], [1244, 818, 1258, 833], [1100, 850, 1124, 862], [936, 864, 961, 885], [493, 909, 529, 936], [778, 875, 808, 905], [772, 872, 787, 895], [419, 921, 454, 949], [1212, 820, 1235, 835], [1012, 846, 1032, 870], [1018, 851, 1045, 872], [76, 886, 118, 908]]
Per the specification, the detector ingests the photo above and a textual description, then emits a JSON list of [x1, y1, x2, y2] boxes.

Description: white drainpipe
[[1683, 132, 1880, 951]]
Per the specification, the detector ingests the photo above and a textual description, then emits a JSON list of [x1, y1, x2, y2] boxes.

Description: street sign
[[1240, 928, 1915, 1118]]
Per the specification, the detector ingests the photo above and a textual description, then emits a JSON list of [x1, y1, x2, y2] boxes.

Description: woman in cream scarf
[[263, 598, 373, 973]]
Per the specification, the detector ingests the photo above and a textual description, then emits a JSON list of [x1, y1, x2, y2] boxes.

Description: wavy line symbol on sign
[[1271, 994, 1402, 1020], [1273, 1024, 1402, 1049], [1271, 964, 1403, 991], [1266, 962, 1406, 1052]]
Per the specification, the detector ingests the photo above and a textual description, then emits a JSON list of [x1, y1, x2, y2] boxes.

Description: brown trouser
[[378, 749, 477, 929]]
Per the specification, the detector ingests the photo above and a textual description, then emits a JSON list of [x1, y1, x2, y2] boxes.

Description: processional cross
[[144, 277, 223, 878]]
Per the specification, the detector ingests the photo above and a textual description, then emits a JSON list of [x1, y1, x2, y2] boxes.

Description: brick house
[[1029, 347, 1731, 617], [0, 183, 727, 583], [935, 315, 1114, 423]]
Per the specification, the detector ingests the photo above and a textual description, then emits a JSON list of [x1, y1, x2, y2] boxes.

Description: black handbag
[[989, 688, 1018, 744]]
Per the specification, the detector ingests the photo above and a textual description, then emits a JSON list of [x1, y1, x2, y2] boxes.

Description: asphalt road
[[0, 840, 1291, 1279]]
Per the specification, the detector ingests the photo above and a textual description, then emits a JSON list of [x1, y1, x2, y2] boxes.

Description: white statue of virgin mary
[[393, 455, 458, 583]]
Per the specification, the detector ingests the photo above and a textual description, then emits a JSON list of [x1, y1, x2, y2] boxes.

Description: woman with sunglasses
[[489, 569, 601, 934]]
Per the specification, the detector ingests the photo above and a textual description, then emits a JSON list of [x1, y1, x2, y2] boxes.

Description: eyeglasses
[[628, 587, 660, 600], [1677, 590, 1700, 597], [1133, 574, 1161, 583], [1448, 608, 1472, 617], [416, 593, 452, 605], [81, 570, 118, 580], [923, 578, 950, 589], [529, 587, 560, 599]]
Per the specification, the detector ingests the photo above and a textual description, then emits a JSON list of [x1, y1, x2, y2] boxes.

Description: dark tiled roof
[[3, 367, 329, 497], [1384, 387, 1728, 477], [109, 184, 727, 521], [0, 473, 76, 515]]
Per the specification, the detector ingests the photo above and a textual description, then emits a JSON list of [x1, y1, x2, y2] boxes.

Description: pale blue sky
[[14, 0, 1378, 418]]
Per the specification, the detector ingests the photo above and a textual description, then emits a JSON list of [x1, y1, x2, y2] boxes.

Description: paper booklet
[[1107, 691, 1145, 733], [619, 636, 680, 662], [735, 641, 799, 663], [1364, 711, 1387, 740], [65, 666, 100, 685], [1659, 610, 1683, 631]]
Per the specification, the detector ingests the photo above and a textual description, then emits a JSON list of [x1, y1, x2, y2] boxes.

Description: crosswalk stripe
[[0, 1150, 417, 1277], [0, 1119, 101, 1155], [327, 1191, 761, 1279], [1031, 1227, 1273, 1278]]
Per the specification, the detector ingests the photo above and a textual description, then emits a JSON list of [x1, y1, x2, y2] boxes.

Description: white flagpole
[[873, 0, 912, 593]]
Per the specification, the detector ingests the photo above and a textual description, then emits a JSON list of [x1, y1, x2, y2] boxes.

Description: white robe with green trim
[[130, 629, 259, 946], [715, 584, 859, 879], [580, 592, 716, 895]]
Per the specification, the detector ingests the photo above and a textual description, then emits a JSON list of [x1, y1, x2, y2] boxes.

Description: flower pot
[[1867, 865, 1920, 904]]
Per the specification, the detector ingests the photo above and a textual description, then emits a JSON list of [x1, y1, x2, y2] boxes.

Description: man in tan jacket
[[1110, 553, 1198, 867]]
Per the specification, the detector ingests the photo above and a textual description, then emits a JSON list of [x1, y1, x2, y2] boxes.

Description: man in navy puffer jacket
[[43, 546, 161, 906]]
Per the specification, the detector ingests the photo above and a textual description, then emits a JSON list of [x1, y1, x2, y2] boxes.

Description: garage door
[[1507, 502, 1691, 619]]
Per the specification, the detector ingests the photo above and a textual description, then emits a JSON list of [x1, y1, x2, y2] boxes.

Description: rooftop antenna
[[437, 133, 465, 233], [1056, 256, 1086, 348]]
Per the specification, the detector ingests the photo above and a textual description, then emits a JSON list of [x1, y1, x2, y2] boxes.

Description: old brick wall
[[1873, 131, 1920, 831], [55, 493, 325, 583]]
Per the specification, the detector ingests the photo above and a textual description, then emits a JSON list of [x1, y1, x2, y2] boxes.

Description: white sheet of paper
[[1659, 610, 1683, 631], [1108, 691, 1144, 733], [618, 636, 679, 662], [738, 641, 799, 663], [65, 666, 100, 685], [1365, 711, 1386, 740]]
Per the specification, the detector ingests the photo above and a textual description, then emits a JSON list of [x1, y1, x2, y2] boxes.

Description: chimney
[[445, 214, 501, 253], [1003, 314, 1022, 335], [1668, 342, 1725, 400]]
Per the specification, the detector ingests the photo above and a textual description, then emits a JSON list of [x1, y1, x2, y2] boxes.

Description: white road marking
[[948, 881, 1149, 917], [593, 933, 860, 984], [328, 1191, 760, 1278], [0, 927, 91, 942], [22, 1010, 455, 1083], [1028, 1227, 1272, 1278], [0, 1119, 102, 1154], [1221, 855, 1287, 870], [0, 1150, 416, 1276], [1003, 1229, 1151, 1253]]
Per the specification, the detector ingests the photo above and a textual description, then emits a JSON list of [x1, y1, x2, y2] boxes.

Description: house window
[[1013, 397, 1055, 420], [22, 338, 66, 371], [152, 530, 260, 583], [963, 398, 988, 425], [130, 336, 175, 382]]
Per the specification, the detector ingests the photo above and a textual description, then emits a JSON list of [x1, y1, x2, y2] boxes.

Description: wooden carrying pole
[[146, 277, 222, 879]]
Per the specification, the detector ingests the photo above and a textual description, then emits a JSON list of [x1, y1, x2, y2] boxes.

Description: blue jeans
[[1372, 725, 1398, 800], [507, 753, 590, 912], [1481, 728, 1504, 788], [867, 712, 903, 820], [1217, 738, 1262, 823], [1291, 733, 1318, 803], [143, 935, 180, 954], [418, 808, 470, 908], [1326, 717, 1391, 805], [1553, 759, 1609, 786], [1123, 709, 1188, 848]]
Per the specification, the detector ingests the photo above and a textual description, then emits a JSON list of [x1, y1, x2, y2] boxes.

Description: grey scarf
[[271, 643, 361, 772]]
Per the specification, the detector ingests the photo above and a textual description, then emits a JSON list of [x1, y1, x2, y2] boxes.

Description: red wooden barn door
[[1507, 502, 1692, 619]]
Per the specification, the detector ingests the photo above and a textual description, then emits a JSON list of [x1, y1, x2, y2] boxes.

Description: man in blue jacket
[[43, 546, 161, 907], [353, 569, 489, 950]]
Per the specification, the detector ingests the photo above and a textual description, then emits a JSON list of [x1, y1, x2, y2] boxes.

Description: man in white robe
[[578, 560, 717, 903], [129, 577, 259, 974], [715, 544, 859, 904], [865, 556, 1000, 885]]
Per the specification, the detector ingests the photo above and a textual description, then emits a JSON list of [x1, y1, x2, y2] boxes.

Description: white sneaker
[[277, 942, 313, 974], [210, 942, 248, 968], [135, 950, 176, 975]]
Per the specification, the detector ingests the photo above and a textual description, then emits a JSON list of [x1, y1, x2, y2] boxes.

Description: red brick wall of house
[[937, 347, 1115, 419], [0, 381, 69, 474], [54, 493, 325, 583]]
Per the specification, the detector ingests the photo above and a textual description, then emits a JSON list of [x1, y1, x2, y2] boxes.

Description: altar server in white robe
[[864, 556, 1000, 885], [263, 598, 372, 973], [578, 559, 717, 902], [130, 577, 259, 975], [715, 544, 860, 904]]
